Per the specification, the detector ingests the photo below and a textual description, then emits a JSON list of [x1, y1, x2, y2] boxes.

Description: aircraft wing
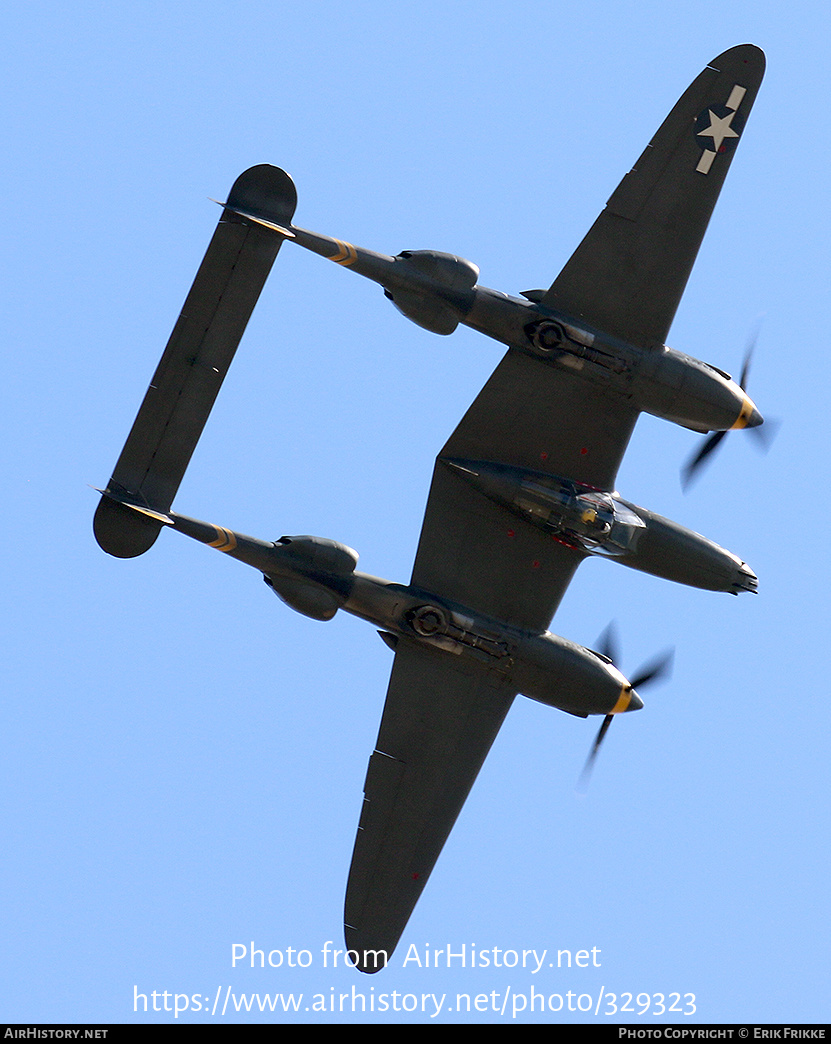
[[346, 347, 637, 966], [344, 637, 515, 972], [94, 165, 297, 558], [541, 44, 765, 348]]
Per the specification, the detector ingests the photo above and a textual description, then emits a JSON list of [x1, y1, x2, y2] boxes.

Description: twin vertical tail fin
[[94, 165, 298, 558]]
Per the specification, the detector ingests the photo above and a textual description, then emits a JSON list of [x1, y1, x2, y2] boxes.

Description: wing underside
[[542, 44, 765, 348], [344, 638, 515, 972]]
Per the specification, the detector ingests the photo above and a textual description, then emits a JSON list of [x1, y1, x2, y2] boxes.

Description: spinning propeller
[[681, 332, 776, 490], [577, 624, 674, 792]]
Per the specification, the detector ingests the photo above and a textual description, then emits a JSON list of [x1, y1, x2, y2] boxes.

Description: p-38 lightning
[[95, 45, 766, 972]]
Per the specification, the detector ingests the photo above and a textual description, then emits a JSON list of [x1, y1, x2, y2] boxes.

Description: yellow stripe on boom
[[330, 240, 358, 266], [209, 527, 237, 553]]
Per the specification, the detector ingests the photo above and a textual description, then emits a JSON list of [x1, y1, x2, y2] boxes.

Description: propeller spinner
[[578, 624, 674, 791], [681, 334, 773, 490]]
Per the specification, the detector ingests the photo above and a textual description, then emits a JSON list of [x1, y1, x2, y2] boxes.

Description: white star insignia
[[697, 110, 740, 152]]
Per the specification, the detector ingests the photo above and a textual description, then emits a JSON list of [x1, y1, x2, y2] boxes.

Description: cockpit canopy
[[515, 476, 645, 556]]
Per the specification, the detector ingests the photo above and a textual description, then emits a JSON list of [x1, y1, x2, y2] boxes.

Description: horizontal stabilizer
[[94, 165, 298, 558]]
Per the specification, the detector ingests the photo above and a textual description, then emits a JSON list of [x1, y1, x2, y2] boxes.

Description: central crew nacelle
[[444, 458, 757, 595]]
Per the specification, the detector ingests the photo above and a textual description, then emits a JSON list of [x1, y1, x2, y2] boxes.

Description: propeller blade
[[748, 415, 781, 451], [682, 323, 769, 491], [681, 429, 727, 489], [738, 332, 757, 390], [577, 714, 614, 792], [578, 630, 673, 791], [595, 621, 620, 665], [628, 649, 674, 691]]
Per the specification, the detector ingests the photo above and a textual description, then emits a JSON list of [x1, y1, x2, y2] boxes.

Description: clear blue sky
[[3, 0, 829, 1025]]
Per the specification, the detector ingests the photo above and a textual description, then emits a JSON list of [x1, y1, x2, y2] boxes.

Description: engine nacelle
[[636, 346, 759, 432], [264, 536, 359, 621], [513, 631, 637, 717], [384, 287, 461, 334], [385, 250, 480, 335], [395, 250, 480, 293], [264, 574, 343, 621], [274, 535, 359, 576]]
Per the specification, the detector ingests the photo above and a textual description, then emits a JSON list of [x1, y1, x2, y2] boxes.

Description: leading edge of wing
[[344, 639, 515, 972], [94, 165, 297, 558], [542, 44, 765, 348]]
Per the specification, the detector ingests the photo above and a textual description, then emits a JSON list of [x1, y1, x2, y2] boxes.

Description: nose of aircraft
[[734, 561, 759, 594]]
